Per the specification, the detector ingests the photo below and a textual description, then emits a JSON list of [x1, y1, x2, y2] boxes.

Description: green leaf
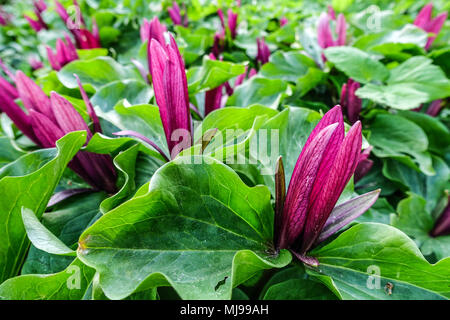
[[260, 51, 317, 82], [21, 192, 105, 275], [58, 57, 138, 90], [22, 208, 75, 256], [0, 259, 95, 300], [91, 80, 152, 112], [260, 266, 337, 300], [368, 114, 434, 175], [187, 58, 246, 94], [324, 46, 389, 84], [357, 57, 450, 109], [77, 156, 291, 300], [0, 132, 86, 282], [227, 77, 289, 109], [392, 194, 450, 260], [309, 223, 450, 300]]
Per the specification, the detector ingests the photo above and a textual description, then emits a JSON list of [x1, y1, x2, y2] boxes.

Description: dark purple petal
[[113, 130, 170, 162], [426, 99, 443, 117], [29, 110, 64, 148], [431, 197, 450, 237], [0, 76, 18, 99], [315, 189, 380, 244], [48, 188, 93, 207], [300, 121, 362, 254]]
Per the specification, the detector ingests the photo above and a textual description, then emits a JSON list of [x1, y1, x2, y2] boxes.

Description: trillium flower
[[33, 0, 47, 13], [431, 196, 450, 237], [0, 71, 117, 193], [224, 66, 257, 96], [168, 1, 188, 27], [317, 12, 346, 61], [46, 35, 79, 71], [340, 78, 362, 124], [55, 0, 101, 49], [149, 35, 192, 158], [274, 105, 380, 265], [24, 9, 47, 32], [414, 3, 447, 50], [256, 37, 270, 65], [218, 9, 238, 40]]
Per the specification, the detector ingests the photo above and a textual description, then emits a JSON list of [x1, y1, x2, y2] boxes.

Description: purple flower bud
[[28, 56, 43, 71], [256, 37, 270, 65], [426, 99, 443, 117], [275, 106, 377, 259], [33, 0, 47, 13], [204, 54, 224, 116], [149, 36, 192, 158], [24, 11, 47, 32], [414, 3, 448, 50], [280, 17, 288, 27], [317, 11, 347, 61], [227, 9, 238, 39], [328, 5, 336, 20], [145, 17, 167, 76], [0, 76, 18, 100], [168, 1, 188, 27], [46, 35, 79, 71]]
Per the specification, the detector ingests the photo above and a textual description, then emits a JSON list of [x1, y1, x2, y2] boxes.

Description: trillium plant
[[0, 0, 449, 303]]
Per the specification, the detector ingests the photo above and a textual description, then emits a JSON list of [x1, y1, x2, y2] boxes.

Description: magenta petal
[[29, 110, 64, 148], [46, 46, 61, 71], [327, 5, 336, 20], [204, 85, 223, 116], [315, 189, 380, 244], [317, 12, 334, 49], [280, 122, 340, 249], [0, 76, 18, 99], [347, 81, 361, 124], [425, 12, 448, 49], [414, 3, 433, 29], [50, 92, 91, 138], [218, 9, 225, 29], [300, 121, 362, 254], [15, 71, 53, 119], [336, 14, 347, 46], [426, 99, 443, 117], [0, 89, 39, 145]]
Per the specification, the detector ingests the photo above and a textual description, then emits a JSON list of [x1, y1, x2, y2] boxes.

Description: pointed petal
[[0, 76, 18, 99], [414, 3, 433, 29], [274, 156, 286, 248], [29, 110, 64, 148], [204, 85, 223, 116], [431, 198, 450, 237], [46, 46, 61, 71], [50, 91, 91, 138], [316, 189, 380, 244], [336, 14, 347, 46], [0, 89, 38, 144], [15, 71, 53, 118], [300, 121, 362, 254], [317, 12, 334, 48], [291, 251, 319, 267]]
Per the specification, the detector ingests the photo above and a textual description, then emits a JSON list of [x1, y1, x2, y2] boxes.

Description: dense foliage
[[0, 0, 449, 300]]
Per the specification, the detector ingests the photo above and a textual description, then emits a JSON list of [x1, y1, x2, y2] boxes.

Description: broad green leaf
[[260, 51, 317, 82], [91, 80, 152, 112], [309, 223, 450, 300], [77, 156, 291, 300], [324, 46, 389, 84], [21, 192, 105, 275], [227, 77, 289, 109], [58, 57, 138, 90], [368, 114, 434, 175], [357, 57, 450, 109], [0, 259, 95, 300], [391, 194, 450, 260], [0, 132, 86, 282], [382, 156, 449, 212], [22, 208, 75, 256], [187, 58, 246, 94], [0, 136, 25, 167], [260, 266, 337, 300], [77, 48, 109, 60]]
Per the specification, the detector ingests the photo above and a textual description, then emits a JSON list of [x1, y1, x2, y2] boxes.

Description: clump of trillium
[[430, 196, 450, 238], [55, 0, 100, 49], [24, 0, 48, 32], [274, 105, 380, 265], [414, 3, 447, 50], [0, 70, 117, 193], [317, 11, 346, 61], [212, 9, 238, 58], [46, 34, 79, 71], [168, 1, 188, 27]]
